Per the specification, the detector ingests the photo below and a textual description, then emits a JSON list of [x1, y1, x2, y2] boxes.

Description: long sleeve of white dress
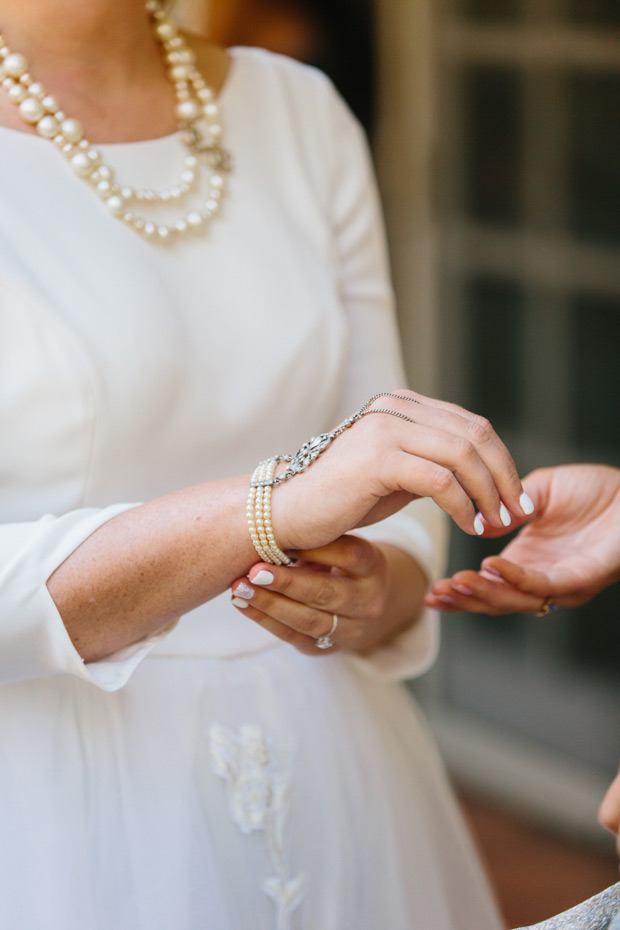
[[0, 47, 445, 691], [0, 508, 155, 688]]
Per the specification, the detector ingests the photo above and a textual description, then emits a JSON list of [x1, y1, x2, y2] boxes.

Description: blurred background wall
[[175, 0, 620, 918]]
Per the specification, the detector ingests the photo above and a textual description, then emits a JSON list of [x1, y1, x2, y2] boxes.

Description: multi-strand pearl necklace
[[0, 0, 231, 242]]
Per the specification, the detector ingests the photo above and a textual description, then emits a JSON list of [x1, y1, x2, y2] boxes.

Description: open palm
[[492, 464, 620, 604], [426, 464, 620, 614]]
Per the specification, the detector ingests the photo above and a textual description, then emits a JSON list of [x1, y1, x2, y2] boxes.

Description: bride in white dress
[[0, 2, 531, 927]]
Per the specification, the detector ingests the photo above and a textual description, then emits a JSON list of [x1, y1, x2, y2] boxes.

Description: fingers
[[246, 538, 380, 613], [365, 391, 533, 534], [466, 512, 533, 540], [380, 392, 528, 514], [228, 537, 387, 653], [480, 557, 553, 598], [389, 450, 489, 537], [231, 593, 338, 656], [294, 534, 381, 577], [228, 561, 362, 653], [424, 568, 549, 615], [399, 427, 517, 532], [230, 566, 338, 653]]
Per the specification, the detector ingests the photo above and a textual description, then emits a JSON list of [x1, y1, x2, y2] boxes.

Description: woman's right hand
[[271, 389, 532, 552]]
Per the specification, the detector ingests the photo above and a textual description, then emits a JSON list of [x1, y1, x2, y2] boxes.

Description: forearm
[[47, 474, 255, 662]]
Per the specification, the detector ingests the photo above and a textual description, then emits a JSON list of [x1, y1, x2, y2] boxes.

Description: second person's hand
[[424, 464, 620, 615]]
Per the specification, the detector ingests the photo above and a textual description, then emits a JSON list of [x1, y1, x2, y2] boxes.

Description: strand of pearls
[[0, 0, 231, 242], [247, 458, 292, 566]]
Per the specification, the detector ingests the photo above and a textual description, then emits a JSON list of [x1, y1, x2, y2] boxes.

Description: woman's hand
[[424, 464, 620, 615], [599, 764, 620, 862], [229, 534, 428, 656], [271, 389, 533, 552], [46, 389, 528, 663]]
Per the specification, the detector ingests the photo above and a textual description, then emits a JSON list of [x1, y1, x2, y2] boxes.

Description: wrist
[[247, 457, 293, 566]]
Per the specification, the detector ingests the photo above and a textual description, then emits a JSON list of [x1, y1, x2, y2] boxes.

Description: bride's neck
[[0, 0, 180, 140], [0, 1, 163, 97]]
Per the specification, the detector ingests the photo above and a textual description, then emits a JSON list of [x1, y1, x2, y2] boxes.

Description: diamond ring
[[316, 614, 339, 649]]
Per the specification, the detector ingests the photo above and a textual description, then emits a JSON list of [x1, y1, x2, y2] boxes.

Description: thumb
[[481, 557, 552, 597]]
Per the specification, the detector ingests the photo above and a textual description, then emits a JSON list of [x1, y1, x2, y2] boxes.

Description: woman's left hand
[[423, 464, 620, 616], [230, 535, 427, 655]]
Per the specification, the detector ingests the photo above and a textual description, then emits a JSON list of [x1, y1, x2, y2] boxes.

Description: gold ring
[[535, 597, 558, 617], [316, 614, 338, 650]]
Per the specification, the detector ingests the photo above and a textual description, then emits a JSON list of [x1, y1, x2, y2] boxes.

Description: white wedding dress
[[0, 47, 503, 930]]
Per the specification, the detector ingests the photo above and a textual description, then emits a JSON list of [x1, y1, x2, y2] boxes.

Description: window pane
[[466, 277, 524, 430], [464, 67, 525, 225], [572, 294, 620, 463], [565, 0, 620, 27], [568, 586, 620, 678], [462, 0, 523, 21], [568, 74, 620, 246]]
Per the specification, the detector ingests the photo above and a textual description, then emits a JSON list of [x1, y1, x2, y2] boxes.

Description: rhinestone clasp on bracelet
[[246, 392, 421, 565]]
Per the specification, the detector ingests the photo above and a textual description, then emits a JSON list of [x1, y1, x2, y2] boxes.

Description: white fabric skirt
[[0, 646, 502, 930]]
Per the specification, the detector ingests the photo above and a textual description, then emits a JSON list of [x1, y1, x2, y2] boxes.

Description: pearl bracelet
[[247, 457, 292, 566], [246, 392, 421, 566]]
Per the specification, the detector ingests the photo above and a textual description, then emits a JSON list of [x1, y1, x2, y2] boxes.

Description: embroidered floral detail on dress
[[209, 723, 306, 930]]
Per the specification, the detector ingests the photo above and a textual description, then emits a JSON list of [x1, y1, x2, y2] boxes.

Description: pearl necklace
[[0, 0, 231, 242]]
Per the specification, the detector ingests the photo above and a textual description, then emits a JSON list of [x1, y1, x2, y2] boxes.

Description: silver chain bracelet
[[246, 393, 421, 565], [250, 393, 421, 490]]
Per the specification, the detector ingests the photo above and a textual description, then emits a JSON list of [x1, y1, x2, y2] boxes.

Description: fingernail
[[520, 492, 535, 515], [231, 597, 249, 609], [233, 580, 255, 599], [452, 583, 473, 596], [438, 594, 455, 604], [251, 569, 274, 585], [484, 565, 501, 577], [474, 514, 484, 536], [499, 503, 512, 527]]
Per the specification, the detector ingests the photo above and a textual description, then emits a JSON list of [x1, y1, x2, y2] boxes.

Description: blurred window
[[569, 74, 620, 246], [566, 0, 620, 27], [462, 0, 524, 22], [467, 276, 525, 430], [573, 294, 620, 459], [464, 67, 525, 225], [434, 0, 620, 780]]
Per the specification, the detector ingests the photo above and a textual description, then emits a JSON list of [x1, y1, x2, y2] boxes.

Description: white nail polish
[[474, 514, 485, 536], [231, 597, 249, 609], [252, 570, 274, 586], [520, 492, 535, 515], [499, 503, 512, 527], [233, 580, 254, 599]]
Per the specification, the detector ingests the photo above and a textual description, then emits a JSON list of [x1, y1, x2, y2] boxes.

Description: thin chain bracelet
[[250, 393, 421, 491], [246, 392, 420, 565]]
